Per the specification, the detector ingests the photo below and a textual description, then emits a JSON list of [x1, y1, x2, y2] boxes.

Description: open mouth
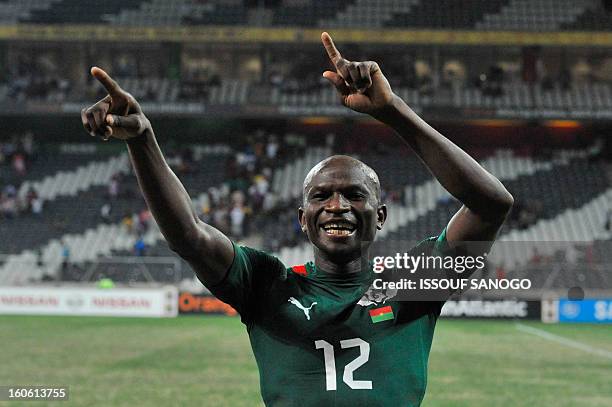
[[320, 221, 357, 237]]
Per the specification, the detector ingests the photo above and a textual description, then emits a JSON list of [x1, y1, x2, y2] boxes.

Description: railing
[[0, 255, 187, 287]]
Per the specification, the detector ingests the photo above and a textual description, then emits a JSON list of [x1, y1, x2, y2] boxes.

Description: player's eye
[[312, 192, 329, 200], [346, 192, 365, 200]]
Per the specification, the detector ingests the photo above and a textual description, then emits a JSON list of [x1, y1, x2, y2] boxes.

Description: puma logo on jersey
[[288, 297, 317, 320]]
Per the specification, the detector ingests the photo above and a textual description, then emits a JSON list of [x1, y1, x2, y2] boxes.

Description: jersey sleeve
[[412, 227, 451, 258], [411, 227, 456, 316], [207, 242, 286, 323]]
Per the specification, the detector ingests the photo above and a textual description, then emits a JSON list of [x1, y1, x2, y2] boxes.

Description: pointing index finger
[[321, 32, 342, 67], [90, 66, 123, 98]]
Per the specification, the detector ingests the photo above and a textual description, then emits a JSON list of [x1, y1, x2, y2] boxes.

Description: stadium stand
[[110, 77, 178, 103], [475, 0, 594, 31], [384, 0, 510, 29], [6, 80, 609, 114], [261, 146, 604, 248], [495, 188, 611, 265], [2, 0, 611, 115], [50, 139, 606, 292], [315, 0, 415, 29], [271, 0, 352, 27], [21, 0, 146, 24], [0, 184, 142, 256], [269, 146, 610, 267], [563, 2, 612, 30], [1, 148, 100, 188], [0, 0, 57, 24], [270, 83, 612, 112], [0, 133, 330, 284], [0, 0, 607, 30], [0, 1, 610, 294], [270, 146, 332, 203], [16, 154, 130, 203], [0, 144, 228, 277], [182, 2, 248, 26]]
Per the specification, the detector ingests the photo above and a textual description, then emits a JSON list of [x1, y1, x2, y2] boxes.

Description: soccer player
[[81, 33, 513, 406]]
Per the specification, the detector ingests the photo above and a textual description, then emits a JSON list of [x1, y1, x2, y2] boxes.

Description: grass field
[[1, 315, 611, 407]]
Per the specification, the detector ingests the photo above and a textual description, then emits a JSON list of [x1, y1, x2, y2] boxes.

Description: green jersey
[[209, 232, 450, 407]]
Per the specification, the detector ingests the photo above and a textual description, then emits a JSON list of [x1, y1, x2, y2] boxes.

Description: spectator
[[108, 173, 120, 199], [12, 152, 26, 176], [0, 185, 19, 219], [25, 186, 38, 211], [138, 208, 152, 233], [213, 202, 230, 234], [230, 204, 246, 239], [249, 174, 269, 210], [122, 214, 134, 234], [100, 202, 112, 223], [131, 213, 140, 234], [266, 135, 279, 160], [61, 241, 71, 273], [134, 236, 146, 257], [31, 195, 43, 216]]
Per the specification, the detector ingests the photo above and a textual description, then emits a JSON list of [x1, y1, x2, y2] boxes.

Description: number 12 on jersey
[[315, 338, 372, 391]]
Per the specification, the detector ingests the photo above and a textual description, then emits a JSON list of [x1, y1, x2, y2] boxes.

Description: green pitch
[[1, 316, 610, 407]]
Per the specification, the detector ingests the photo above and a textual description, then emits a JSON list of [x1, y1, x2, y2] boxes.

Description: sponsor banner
[[0, 287, 178, 318], [441, 300, 540, 319], [178, 292, 237, 316], [558, 299, 612, 323], [0, 26, 611, 46]]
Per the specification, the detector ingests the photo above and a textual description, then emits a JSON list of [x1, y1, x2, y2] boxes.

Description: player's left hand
[[321, 32, 394, 116], [81, 67, 150, 141]]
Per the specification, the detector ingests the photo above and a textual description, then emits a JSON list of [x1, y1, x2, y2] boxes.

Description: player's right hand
[[81, 67, 150, 141]]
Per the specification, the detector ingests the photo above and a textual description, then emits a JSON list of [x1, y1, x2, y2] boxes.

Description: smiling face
[[299, 156, 387, 265]]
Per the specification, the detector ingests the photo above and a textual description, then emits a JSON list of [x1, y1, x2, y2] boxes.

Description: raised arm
[[80, 67, 233, 285], [321, 33, 513, 243]]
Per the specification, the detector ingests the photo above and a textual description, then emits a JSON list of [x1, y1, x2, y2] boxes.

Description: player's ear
[[376, 204, 387, 230], [298, 207, 307, 233]]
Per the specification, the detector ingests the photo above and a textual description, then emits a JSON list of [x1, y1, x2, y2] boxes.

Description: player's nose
[[325, 192, 350, 213]]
